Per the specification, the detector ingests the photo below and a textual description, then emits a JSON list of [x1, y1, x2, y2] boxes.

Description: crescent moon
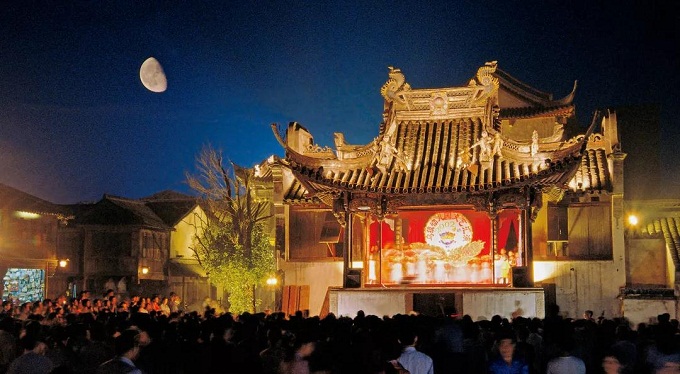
[[139, 57, 167, 93]]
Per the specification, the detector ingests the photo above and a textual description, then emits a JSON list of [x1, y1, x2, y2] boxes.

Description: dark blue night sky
[[1, 1, 678, 203]]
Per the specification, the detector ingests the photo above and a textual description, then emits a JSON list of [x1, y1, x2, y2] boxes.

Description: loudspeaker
[[512, 266, 533, 287], [345, 269, 362, 288]]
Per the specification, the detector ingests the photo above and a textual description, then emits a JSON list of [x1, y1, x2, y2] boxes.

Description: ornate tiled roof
[[495, 68, 577, 108], [281, 143, 613, 203], [567, 148, 611, 191], [283, 178, 314, 203], [281, 119, 589, 195], [273, 62, 596, 201], [500, 104, 574, 119]]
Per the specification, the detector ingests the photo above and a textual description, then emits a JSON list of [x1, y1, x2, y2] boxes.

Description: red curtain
[[496, 209, 520, 252]]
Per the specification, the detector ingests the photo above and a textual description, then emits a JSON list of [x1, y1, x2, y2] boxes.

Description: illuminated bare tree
[[186, 145, 274, 313]]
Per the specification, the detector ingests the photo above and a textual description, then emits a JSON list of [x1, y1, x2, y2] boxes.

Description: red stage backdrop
[[366, 209, 522, 285]]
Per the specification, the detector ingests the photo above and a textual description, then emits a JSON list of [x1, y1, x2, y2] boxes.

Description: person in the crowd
[[96, 328, 146, 374], [545, 333, 585, 374], [603, 354, 624, 374], [130, 295, 140, 307], [602, 346, 636, 374], [76, 326, 112, 372], [396, 324, 434, 374], [80, 299, 93, 314], [0, 316, 17, 373], [108, 296, 118, 313], [17, 302, 31, 320], [657, 361, 680, 374], [159, 297, 171, 317], [260, 326, 286, 374], [583, 310, 595, 322], [136, 299, 149, 314], [431, 317, 464, 373], [169, 292, 181, 314], [148, 295, 161, 313], [7, 335, 54, 374], [488, 330, 529, 374], [646, 321, 680, 373], [280, 330, 316, 374]]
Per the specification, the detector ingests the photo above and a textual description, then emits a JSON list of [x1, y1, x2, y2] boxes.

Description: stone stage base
[[328, 287, 545, 320]]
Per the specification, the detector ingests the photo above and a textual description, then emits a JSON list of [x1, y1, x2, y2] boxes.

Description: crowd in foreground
[[0, 293, 680, 374]]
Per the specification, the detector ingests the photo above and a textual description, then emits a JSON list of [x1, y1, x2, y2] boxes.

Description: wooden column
[[342, 211, 353, 287], [491, 211, 498, 284], [523, 205, 535, 287]]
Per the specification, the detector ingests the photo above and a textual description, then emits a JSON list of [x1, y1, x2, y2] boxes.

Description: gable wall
[[626, 238, 668, 287], [170, 206, 206, 259], [500, 117, 559, 141], [498, 89, 533, 108]]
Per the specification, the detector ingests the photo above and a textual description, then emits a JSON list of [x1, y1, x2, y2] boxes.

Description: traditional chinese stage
[[327, 286, 545, 320]]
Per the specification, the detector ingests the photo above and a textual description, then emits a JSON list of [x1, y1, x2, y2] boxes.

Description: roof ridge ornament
[[469, 61, 499, 105], [380, 66, 411, 103]]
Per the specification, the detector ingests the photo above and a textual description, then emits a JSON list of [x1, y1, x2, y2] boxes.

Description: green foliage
[[197, 221, 274, 313], [187, 145, 275, 314]]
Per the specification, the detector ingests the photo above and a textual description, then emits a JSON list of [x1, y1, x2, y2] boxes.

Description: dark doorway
[[412, 293, 457, 317]]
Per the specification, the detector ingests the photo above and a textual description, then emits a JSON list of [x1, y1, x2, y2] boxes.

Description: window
[[567, 204, 612, 259], [544, 203, 612, 260], [288, 210, 342, 260], [547, 205, 568, 257], [142, 232, 164, 260], [548, 205, 568, 241], [91, 232, 131, 256]]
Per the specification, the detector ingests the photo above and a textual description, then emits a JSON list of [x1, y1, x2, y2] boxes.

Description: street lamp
[[625, 213, 640, 239], [58, 259, 69, 268], [265, 275, 280, 313]]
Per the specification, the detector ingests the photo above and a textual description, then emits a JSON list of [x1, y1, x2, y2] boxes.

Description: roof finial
[[381, 66, 410, 103]]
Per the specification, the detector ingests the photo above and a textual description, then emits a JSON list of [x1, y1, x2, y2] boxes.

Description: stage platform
[[328, 286, 545, 320]]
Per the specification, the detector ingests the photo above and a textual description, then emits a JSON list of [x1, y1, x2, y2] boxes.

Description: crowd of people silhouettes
[[0, 291, 679, 373]]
